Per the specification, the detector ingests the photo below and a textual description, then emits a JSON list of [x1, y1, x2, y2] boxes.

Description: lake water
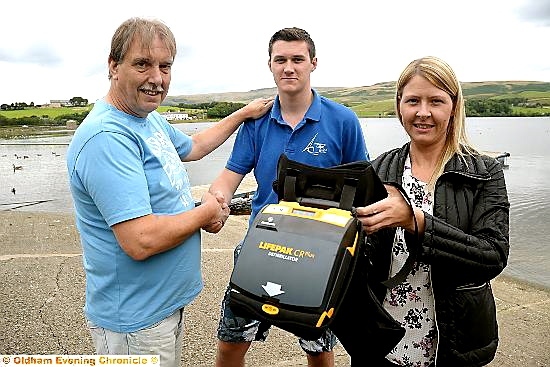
[[1, 117, 549, 289]]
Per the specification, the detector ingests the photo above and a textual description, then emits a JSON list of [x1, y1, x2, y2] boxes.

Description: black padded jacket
[[369, 142, 510, 366]]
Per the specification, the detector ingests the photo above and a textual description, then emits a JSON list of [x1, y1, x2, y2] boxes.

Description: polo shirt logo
[[302, 133, 327, 156]]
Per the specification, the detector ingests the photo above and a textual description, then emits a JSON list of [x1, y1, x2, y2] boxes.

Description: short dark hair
[[268, 27, 316, 60]]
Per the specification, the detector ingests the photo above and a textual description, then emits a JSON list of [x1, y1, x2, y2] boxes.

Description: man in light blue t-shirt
[[209, 27, 369, 367], [66, 17, 272, 367]]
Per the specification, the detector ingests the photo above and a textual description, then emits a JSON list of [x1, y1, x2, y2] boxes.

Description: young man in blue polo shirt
[[208, 27, 369, 367]]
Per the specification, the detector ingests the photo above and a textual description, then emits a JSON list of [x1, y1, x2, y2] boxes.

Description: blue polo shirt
[[226, 90, 369, 222]]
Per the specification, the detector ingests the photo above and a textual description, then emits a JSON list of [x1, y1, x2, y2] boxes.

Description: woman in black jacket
[[352, 56, 510, 366]]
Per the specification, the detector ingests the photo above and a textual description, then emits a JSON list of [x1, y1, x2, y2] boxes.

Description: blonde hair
[[395, 56, 476, 188]]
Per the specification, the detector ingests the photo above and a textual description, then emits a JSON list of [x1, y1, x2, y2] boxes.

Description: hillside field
[[163, 81, 550, 117], [1, 81, 549, 120]]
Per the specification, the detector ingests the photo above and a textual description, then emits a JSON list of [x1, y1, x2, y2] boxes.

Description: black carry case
[[228, 154, 388, 340]]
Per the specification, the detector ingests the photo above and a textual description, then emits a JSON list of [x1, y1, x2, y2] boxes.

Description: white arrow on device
[[262, 281, 285, 297]]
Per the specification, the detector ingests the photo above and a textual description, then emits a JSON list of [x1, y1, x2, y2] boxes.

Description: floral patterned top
[[383, 155, 437, 366]]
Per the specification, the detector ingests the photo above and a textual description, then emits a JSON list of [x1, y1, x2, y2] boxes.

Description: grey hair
[[108, 17, 176, 79]]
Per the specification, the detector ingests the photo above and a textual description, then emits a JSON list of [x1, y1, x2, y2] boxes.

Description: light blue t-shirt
[[227, 90, 369, 223], [66, 99, 202, 333]]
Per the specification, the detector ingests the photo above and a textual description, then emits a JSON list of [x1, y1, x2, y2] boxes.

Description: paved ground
[[1, 180, 549, 366]]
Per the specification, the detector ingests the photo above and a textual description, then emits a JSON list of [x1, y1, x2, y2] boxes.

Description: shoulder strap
[[379, 181, 419, 288]]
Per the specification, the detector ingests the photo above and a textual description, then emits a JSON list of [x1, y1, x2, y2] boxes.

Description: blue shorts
[[216, 241, 339, 354]]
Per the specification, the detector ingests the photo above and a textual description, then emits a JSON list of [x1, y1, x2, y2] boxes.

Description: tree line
[[0, 97, 547, 128], [465, 97, 547, 117], [175, 101, 247, 118], [0, 101, 247, 127], [0, 97, 89, 111]]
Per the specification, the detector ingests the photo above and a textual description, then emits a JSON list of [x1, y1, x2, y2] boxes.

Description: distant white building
[[161, 112, 191, 121], [48, 99, 71, 107]]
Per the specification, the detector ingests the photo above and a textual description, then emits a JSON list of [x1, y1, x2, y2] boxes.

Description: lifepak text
[[258, 241, 315, 258]]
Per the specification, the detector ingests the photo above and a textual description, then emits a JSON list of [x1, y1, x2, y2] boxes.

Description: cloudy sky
[[2, 0, 549, 105]]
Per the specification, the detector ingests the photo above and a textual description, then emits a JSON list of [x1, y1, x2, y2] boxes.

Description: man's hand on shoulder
[[242, 97, 275, 120]]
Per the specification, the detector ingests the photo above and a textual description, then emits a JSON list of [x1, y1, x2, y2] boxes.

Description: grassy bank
[[0, 125, 73, 140]]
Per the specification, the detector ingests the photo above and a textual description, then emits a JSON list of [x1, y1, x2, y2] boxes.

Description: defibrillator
[[229, 200, 362, 339], [228, 154, 387, 340]]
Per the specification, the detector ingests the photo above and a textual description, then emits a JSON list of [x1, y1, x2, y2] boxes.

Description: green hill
[[2, 81, 549, 122], [163, 81, 550, 117], [164, 81, 550, 104]]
